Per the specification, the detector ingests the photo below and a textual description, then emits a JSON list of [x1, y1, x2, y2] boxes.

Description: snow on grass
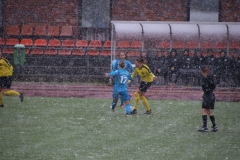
[[0, 97, 239, 159]]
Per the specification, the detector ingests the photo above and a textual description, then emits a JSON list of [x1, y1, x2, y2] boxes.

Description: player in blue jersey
[[112, 52, 134, 108], [105, 60, 132, 115]]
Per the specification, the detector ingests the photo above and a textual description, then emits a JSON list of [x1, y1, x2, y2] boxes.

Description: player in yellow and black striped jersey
[[128, 57, 157, 114], [0, 52, 23, 107]]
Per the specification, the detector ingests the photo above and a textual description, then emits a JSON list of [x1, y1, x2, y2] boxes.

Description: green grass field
[[0, 96, 239, 160]]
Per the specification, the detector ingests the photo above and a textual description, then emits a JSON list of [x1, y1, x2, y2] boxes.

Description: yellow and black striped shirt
[[0, 58, 13, 77], [131, 64, 155, 82]]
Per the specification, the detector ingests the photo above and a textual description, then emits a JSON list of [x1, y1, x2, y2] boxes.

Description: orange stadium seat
[[89, 40, 102, 48], [88, 50, 99, 56], [34, 39, 47, 47], [229, 41, 240, 49], [0, 38, 5, 46], [158, 41, 170, 49], [72, 50, 86, 56], [214, 42, 227, 49], [130, 41, 142, 48], [59, 49, 71, 55], [21, 25, 33, 36], [60, 26, 73, 36], [200, 42, 212, 49], [48, 39, 61, 47], [3, 38, 19, 54], [75, 40, 88, 48], [47, 26, 60, 36], [3, 48, 14, 54], [172, 41, 185, 49], [117, 41, 130, 48], [62, 39, 74, 47], [31, 49, 44, 55], [103, 40, 111, 48], [45, 49, 58, 55], [100, 50, 111, 56], [6, 38, 19, 46], [186, 42, 198, 49], [7, 25, 20, 36], [34, 25, 47, 36], [20, 38, 33, 54], [127, 51, 140, 57], [20, 39, 33, 47]]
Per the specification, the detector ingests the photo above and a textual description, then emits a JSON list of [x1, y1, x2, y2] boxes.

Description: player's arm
[[105, 70, 117, 77], [127, 61, 134, 73], [150, 72, 157, 80]]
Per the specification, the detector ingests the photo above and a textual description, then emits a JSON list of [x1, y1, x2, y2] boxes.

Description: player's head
[[201, 65, 210, 77], [119, 52, 127, 60], [119, 61, 125, 69], [135, 57, 145, 68]]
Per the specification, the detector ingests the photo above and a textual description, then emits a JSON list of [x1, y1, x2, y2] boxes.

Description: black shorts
[[202, 92, 215, 110], [0, 76, 13, 89], [139, 81, 152, 92]]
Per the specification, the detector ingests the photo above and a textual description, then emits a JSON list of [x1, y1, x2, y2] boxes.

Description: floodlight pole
[[226, 24, 229, 56]]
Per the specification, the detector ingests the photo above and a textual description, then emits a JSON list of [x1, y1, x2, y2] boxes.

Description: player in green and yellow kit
[[129, 57, 157, 114], [0, 52, 23, 107]]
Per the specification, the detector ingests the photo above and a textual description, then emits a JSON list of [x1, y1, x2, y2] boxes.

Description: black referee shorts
[[202, 92, 215, 110], [0, 76, 13, 89], [139, 81, 152, 92]]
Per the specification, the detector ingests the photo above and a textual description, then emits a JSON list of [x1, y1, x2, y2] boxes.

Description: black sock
[[210, 115, 216, 127], [202, 115, 207, 128]]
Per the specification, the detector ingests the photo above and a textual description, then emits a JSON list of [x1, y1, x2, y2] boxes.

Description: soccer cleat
[[110, 106, 114, 112], [198, 127, 208, 132], [131, 109, 137, 115], [120, 105, 124, 108], [126, 114, 131, 116], [19, 93, 24, 102], [212, 126, 218, 132], [0, 105, 4, 107], [144, 110, 152, 114]]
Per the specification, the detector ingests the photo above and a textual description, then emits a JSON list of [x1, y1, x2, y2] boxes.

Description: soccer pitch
[[0, 96, 239, 160]]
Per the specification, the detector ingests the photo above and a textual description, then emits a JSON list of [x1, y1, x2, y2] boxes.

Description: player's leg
[[121, 92, 131, 115], [110, 89, 119, 112], [139, 82, 152, 114], [0, 88, 3, 107], [139, 92, 151, 114], [125, 100, 131, 115], [120, 98, 124, 108], [131, 91, 139, 114], [207, 109, 218, 132], [198, 108, 208, 132], [3, 77, 23, 102]]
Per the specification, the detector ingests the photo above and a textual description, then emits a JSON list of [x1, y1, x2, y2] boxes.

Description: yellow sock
[[140, 95, 151, 111], [4, 90, 20, 96], [0, 92, 3, 105], [134, 92, 139, 110]]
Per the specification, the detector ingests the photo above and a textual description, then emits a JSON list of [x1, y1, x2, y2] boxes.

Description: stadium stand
[[60, 26, 73, 37], [47, 26, 60, 36], [3, 38, 19, 54], [7, 25, 20, 36], [21, 25, 33, 36], [34, 26, 47, 36]]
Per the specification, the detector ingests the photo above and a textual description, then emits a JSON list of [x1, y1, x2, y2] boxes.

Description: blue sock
[[111, 102, 117, 109], [125, 104, 131, 115]]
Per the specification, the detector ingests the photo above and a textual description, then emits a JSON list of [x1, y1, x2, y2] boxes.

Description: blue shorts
[[112, 89, 130, 102]]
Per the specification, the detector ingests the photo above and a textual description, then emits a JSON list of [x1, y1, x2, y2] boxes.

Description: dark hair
[[135, 56, 145, 64], [119, 60, 125, 69], [201, 65, 210, 74]]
